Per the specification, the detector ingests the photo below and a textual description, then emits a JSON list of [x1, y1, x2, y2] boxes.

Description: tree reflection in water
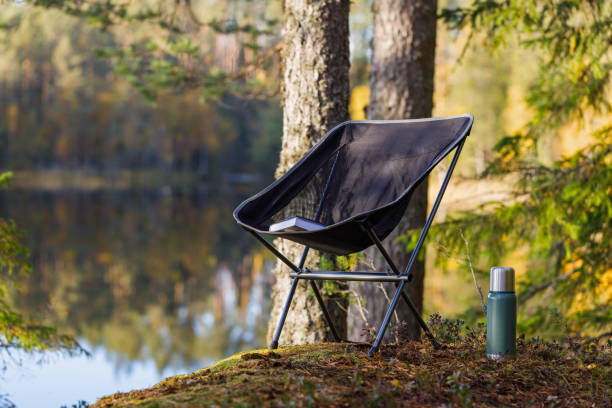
[[0, 188, 273, 373]]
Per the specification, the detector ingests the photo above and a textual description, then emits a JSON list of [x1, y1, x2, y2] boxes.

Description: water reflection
[[0, 187, 273, 405]]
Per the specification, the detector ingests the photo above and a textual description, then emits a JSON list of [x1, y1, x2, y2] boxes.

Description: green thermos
[[486, 266, 516, 360]]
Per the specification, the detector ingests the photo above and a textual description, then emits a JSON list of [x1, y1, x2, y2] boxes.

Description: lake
[[0, 186, 274, 407]]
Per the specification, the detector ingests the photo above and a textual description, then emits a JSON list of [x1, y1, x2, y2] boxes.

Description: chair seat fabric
[[234, 114, 473, 255]]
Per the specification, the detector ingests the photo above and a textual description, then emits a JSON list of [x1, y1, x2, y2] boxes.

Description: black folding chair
[[234, 114, 474, 356]]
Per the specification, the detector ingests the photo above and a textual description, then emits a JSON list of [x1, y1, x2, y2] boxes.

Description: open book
[[269, 216, 325, 232]]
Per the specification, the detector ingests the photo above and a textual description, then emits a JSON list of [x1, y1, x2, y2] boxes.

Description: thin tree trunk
[[266, 0, 350, 346], [348, 0, 437, 341]]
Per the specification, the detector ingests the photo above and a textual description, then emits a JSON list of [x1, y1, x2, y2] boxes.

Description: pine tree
[[433, 0, 612, 337], [349, 0, 437, 341], [266, 0, 351, 346]]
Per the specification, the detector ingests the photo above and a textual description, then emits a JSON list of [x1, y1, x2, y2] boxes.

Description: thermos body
[[486, 291, 517, 359], [486, 267, 517, 361]]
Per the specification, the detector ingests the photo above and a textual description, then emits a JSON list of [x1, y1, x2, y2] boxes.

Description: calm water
[[0, 187, 273, 407]]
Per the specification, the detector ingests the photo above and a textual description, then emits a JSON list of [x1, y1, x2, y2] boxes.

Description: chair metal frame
[[244, 137, 466, 356]]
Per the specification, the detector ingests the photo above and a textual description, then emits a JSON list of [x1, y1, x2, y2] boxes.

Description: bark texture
[[266, 0, 350, 346], [348, 0, 437, 341]]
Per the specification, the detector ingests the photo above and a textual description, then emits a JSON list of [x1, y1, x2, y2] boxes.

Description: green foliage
[[431, 137, 612, 335], [316, 255, 365, 299], [0, 5, 282, 175], [0, 172, 12, 186], [427, 312, 467, 344], [0, 172, 30, 284], [33, 0, 161, 30], [18, 0, 282, 101], [0, 298, 83, 354], [0, 218, 29, 279], [431, 1, 612, 337], [318, 253, 364, 273], [0, 172, 29, 284], [321, 281, 345, 297], [396, 230, 425, 261], [441, 0, 612, 167], [0, 172, 86, 369], [336, 253, 365, 272], [446, 371, 473, 408], [318, 255, 335, 272]]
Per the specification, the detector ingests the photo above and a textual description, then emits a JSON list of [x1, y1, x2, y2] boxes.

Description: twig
[[435, 242, 489, 275], [454, 29, 474, 68], [378, 283, 400, 342], [583, 330, 612, 344], [347, 286, 376, 340], [348, 287, 369, 325], [459, 229, 487, 316]]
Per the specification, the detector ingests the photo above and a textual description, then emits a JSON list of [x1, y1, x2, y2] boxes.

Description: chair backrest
[[322, 118, 470, 223], [238, 115, 472, 233]]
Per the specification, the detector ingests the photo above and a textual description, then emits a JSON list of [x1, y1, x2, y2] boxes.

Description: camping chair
[[234, 114, 474, 356]]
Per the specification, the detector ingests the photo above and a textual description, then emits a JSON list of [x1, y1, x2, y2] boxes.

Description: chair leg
[[309, 281, 342, 342], [269, 277, 300, 349], [398, 290, 440, 349], [368, 281, 405, 356], [362, 223, 439, 349], [367, 283, 440, 356]]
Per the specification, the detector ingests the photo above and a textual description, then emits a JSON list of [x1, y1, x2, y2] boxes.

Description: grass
[[92, 319, 611, 407]]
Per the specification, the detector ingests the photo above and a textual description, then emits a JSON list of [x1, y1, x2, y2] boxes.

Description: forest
[[0, 4, 282, 179], [0, 0, 610, 407]]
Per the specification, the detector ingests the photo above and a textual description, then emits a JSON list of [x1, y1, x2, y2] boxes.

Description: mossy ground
[[93, 334, 611, 407]]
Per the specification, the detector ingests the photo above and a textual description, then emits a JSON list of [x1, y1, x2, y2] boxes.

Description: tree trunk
[[348, 0, 437, 341], [266, 0, 350, 346]]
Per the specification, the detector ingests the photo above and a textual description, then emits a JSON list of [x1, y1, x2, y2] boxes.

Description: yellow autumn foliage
[[349, 85, 369, 120]]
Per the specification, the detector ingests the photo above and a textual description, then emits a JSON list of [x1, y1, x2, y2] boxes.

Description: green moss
[[205, 348, 271, 373], [93, 339, 612, 407]]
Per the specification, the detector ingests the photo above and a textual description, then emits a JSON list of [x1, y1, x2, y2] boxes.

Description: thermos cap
[[490, 266, 515, 292]]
